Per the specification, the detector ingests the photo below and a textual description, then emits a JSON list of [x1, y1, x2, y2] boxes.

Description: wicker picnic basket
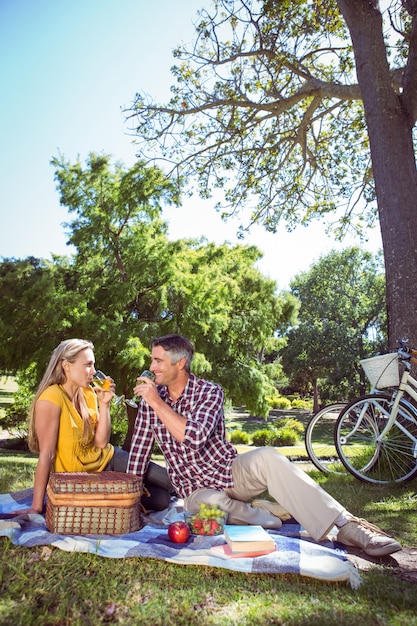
[[360, 352, 399, 389], [46, 471, 143, 535]]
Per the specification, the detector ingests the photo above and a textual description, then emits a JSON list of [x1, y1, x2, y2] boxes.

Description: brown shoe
[[337, 517, 401, 557]]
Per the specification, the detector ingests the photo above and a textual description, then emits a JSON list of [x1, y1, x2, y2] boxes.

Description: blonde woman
[[23, 338, 172, 515]]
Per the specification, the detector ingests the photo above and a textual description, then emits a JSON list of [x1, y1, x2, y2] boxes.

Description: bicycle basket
[[360, 353, 399, 389]]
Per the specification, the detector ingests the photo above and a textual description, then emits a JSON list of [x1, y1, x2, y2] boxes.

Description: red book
[[211, 543, 277, 559]]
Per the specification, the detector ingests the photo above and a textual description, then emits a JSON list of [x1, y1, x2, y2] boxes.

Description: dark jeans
[[105, 446, 173, 512]]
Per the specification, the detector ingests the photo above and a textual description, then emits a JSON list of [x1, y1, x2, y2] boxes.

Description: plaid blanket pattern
[[0, 489, 361, 588]]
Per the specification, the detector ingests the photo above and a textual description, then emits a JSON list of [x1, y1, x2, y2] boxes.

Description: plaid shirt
[[127, 373, 237, 498]]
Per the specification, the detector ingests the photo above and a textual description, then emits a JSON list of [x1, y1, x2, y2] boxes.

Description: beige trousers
[[184, 447, 345, 542]]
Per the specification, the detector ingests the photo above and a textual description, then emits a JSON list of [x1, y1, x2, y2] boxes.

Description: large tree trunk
[[337, 0, 417, 348]]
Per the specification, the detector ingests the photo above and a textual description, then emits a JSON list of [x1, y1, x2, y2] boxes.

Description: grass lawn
[[1, 450, 417, 625], [1, 384, 417, 624]]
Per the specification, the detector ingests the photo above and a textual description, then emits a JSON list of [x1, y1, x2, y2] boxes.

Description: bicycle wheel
[[304, 403, 347, 474], [335, 393, 417, 484]]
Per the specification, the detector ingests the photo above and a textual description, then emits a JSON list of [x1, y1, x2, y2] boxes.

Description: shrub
[[251, 429, 272, 446], [274, 418, 304, 437], [291, 398, 313, 410], [251, 418, 304, 448], [229, 429, 250, 445], [273, 396, 292, 410], [268, 426, 299, 447], [266, 394, 292, 410]]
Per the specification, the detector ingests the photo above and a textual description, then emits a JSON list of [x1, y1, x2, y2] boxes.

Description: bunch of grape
[[186, 502, 227, 536]]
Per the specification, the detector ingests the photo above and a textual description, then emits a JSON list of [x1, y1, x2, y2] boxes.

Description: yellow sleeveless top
[[38, 384, 114, 472]]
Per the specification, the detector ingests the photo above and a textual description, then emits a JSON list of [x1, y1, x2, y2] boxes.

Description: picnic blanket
[[0, 489, 361, 588]]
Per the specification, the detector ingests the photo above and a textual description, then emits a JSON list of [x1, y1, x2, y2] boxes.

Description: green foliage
[[251, 429, 271, 446], [109, 402, 129, 447], [282, 247, 387, 403], [267, 426, 298, 447], [228, 429, 250, 444], [274, 418, 305, 438], [128, 0, 384, 236], [267, 394, 292, 410], [49, 153, 181, 395], [291, 398, 313, 410], [251, 417, 304, 447], [0, 155, 297, 413], [263, 360, 289, 389], [0, 256, 87, 380], [164, 239, 298, 415], [127, 0, 417, 355], [1, 364, 36, 438]]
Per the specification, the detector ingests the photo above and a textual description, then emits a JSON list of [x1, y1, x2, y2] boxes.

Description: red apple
[[168, 521, 191, 543]]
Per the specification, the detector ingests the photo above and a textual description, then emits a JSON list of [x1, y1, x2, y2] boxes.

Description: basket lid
[[48, 471, 142, 494]]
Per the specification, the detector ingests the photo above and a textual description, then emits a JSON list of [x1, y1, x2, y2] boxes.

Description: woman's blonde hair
[[28, 338, 95, 453]]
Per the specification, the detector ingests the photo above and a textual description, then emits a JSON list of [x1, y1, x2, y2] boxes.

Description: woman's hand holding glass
[[91, 369, 155, 408], [91, 370, 124, 405]]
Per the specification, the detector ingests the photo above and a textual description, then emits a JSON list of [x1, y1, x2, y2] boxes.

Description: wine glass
[[125, 370, 155, 408], [91, 370, 125, 405]]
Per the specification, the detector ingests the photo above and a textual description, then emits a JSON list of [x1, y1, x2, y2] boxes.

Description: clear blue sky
[[0, 0, 382, 288]]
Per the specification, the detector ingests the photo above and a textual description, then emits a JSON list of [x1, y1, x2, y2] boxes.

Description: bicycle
[[304, 403, 347, 474], [305, 394, 414, 475], [305, 391, 397, 474], [334, 339, 417, 484]]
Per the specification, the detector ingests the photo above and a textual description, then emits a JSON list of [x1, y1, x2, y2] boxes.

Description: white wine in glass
[[91, 370, 125, 405], [125, 370, 155, 408]]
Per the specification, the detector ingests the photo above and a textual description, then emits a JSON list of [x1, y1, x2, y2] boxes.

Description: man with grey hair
[[128, 334, 401, 556]]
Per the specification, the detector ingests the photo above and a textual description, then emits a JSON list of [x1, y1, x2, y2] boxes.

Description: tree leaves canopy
[[1, 154, 297, 416], [126, 0, 409, 236], [281, 246, 386, 404]]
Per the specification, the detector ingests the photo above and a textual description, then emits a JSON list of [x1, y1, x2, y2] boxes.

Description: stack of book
[[213, 525, 277, 558]]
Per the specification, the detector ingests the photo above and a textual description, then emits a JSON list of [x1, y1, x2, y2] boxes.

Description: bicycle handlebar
[[397, 338, 417, 366]]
